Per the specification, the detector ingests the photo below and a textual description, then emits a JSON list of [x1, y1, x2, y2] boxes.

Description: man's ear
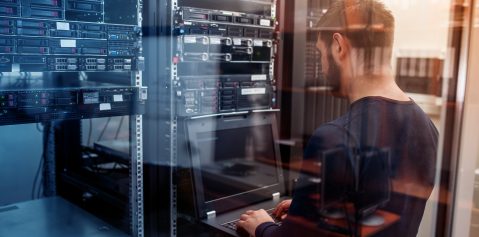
[[332, 33, 349, 60]]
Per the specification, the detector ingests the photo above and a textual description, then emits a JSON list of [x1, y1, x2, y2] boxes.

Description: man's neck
[[346, 73, 410, 103]]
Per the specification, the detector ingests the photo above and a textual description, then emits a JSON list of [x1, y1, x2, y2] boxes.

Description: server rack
[[0, 1, 146, 237], [163, 0, 280, 236]]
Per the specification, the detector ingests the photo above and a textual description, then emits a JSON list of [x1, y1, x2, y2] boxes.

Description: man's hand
[[272, 199, 292, 220], [237, 209, 275, 237]]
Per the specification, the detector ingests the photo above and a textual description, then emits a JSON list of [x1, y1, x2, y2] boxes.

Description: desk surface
[[0, 197, 129, 237], [322, 210, 400, 237]]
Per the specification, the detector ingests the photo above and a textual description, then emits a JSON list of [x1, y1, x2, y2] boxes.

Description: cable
[[87, 119, 93, 146], [36, 123, 44, 132], [115, 116, 125, 139], [31, 154, 44, 199], [37, 173, 43, 199], [98, 117, 112, 141], [32, 122, 50, 199]]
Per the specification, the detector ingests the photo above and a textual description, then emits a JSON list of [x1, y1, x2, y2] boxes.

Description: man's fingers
[[246, 210, 254, 214], [275, 201, 285, 209], [240, 214, 249, 220], [273, 202, 287, 216], [273, 203, 283, 215], [274, 200, 292, 217], [236, 220, 245, 228], [272, 209, 279, 216]]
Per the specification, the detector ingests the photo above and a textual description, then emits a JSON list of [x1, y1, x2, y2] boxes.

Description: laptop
[[185, 113, 287, 236]]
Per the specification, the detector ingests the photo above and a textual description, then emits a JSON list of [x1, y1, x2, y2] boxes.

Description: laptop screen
[[196, 124, 279, 203], [186, 114, 284, 214]]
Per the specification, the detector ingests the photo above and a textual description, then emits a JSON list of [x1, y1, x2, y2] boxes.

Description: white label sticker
[[254, 40, 264, 47], [233, 38, 242, 46], [99, 103, 112, 111], [60, 39, 76, 48], [56, 22, 70, 30], [251, 74, 267, 81], [184, 21, 193, 25], [260, 19, 271, 26], [113, 94, 123, 102], [210, 37, 221, 45], [184, 36, 197, 44], [221, 11, 233, 16], [241, 88, 266, 95]]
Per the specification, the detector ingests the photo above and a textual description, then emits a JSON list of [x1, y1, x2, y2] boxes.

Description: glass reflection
[[196, 124, 278, 203], [236, 1, 439, 237]]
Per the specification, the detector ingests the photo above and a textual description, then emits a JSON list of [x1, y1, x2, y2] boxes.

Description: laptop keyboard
[[221, 208, 282, 231], [222, 220, 240, 231]]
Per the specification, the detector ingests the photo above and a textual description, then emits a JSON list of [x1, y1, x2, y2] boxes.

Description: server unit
[[172, 1, 278, 118]]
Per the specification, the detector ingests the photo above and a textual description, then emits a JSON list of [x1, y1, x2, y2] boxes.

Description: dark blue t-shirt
[[256, 96, 438, 237]]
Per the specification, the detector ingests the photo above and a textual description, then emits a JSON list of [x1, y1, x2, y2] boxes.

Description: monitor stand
[[321, 208, 346, 219], [360, 214, 385, 227]]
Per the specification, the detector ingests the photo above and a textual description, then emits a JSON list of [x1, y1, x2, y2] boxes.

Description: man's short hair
[[317, 0, 395, 50]]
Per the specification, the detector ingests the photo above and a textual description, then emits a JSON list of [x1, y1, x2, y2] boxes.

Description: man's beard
[[324, 52, 342, 96]]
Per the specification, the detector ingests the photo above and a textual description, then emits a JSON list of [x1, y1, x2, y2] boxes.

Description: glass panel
[[470, 3, 479, 236], [287, 1, 449, 236], [0, 0, 145, 236], [169, 0, 467, 237], [460, 1, 479, 236], [0, 0, 474, 237]]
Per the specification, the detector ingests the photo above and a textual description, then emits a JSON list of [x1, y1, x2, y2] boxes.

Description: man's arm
[[237, 124, 346, 237]]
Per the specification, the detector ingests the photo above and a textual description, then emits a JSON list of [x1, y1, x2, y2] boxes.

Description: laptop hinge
[[206, 210, 216, 219], [272, 192, 280, 201]]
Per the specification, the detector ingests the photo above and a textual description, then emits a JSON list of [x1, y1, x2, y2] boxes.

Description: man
[[236, 0, 438, 237]]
